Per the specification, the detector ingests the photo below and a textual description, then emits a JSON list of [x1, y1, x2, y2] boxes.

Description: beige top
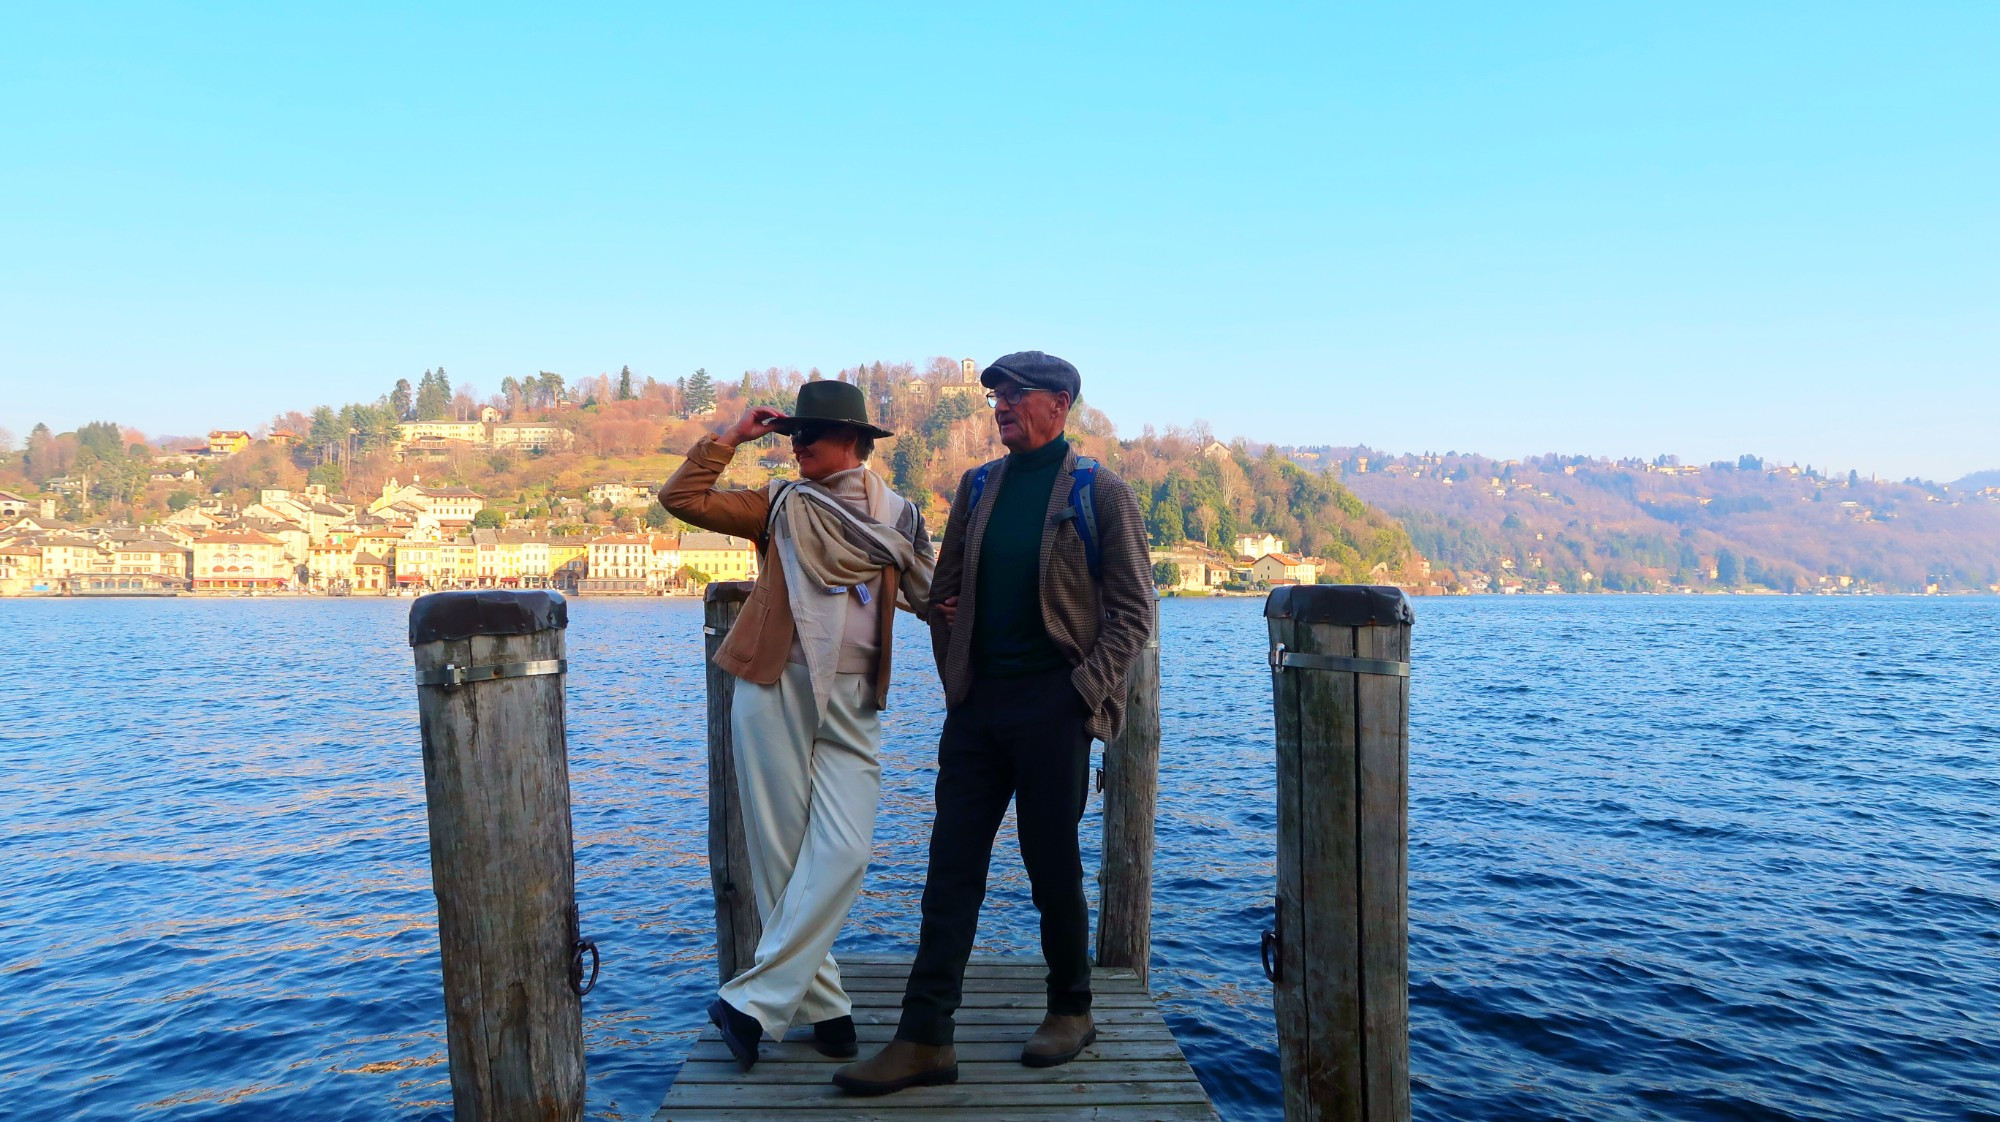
[[786, 466, 884, 674]]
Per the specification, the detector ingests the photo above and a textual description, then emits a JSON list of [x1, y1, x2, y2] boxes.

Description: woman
[[658, 379, 933, 1069]]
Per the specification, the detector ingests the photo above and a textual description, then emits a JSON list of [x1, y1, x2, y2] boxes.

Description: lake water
[[3, 596, 1997, 1121]]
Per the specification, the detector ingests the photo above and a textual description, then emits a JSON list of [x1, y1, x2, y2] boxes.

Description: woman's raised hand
[[721, 406, 786, 447]]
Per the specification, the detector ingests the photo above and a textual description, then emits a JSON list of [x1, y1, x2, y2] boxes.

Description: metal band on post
[[414, 658, 568, 688], [1270, 644, 1409, 677]]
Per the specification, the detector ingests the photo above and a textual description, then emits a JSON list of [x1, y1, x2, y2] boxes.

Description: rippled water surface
[[3, 596, 1997, 1120]]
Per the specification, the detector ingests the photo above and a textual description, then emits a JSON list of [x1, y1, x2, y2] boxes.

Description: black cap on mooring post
[[1262, 583, 1415, 626], [408, 589, 569, 646]]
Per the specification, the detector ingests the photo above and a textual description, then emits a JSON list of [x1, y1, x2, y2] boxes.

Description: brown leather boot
[[831, 1039, 959, 1095], [1021, 1011, 1096, 1067]]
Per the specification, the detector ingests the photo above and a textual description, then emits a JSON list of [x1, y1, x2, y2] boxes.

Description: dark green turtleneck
[[972, 436, 1070, 678]]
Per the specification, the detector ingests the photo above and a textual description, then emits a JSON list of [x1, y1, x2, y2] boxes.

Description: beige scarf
[[771, 469, 933, 718]]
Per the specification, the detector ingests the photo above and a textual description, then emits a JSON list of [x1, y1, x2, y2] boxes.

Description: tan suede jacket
[[659, 435, 922, 710]]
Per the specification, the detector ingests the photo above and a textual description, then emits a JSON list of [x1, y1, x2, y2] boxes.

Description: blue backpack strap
[[1071, 457, 1101, 577], [967, 461, 994, 513]]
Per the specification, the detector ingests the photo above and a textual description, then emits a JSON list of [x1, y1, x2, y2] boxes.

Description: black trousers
[[896, 666, 1095, 1045]]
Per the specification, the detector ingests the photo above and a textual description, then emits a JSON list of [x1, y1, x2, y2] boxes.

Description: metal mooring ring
[[570, 938, 600, 996], [1260, 928, 1280, 984]]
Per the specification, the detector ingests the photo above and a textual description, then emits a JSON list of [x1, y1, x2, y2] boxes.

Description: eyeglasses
[[790, 424, 833, 447], [985, 385, 1052, 409]]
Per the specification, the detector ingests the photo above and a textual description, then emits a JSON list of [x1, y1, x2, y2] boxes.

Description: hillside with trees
[[14, 364, 1987, 595], [1, 358, 1422, 584], [1313, 447, 2000, 593]]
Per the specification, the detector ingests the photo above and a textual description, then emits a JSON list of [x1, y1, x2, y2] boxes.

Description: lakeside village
[[0, 429, 1339, 599], [10, 356, 1989, 598], [1, 430, 1973, 598], [0, 477, 1335, 600]]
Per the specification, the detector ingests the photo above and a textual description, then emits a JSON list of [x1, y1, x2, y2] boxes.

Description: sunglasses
[[790, 423, 837, 447]]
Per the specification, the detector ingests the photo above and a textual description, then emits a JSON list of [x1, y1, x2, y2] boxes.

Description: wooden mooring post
[[410, 589, 588, 1122], [1264, 584, 1413, 1122], [1097, 598, 1161, 982], [702, 581, 760, 982]]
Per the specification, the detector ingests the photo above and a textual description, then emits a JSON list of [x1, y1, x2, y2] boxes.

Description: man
[[659, 378, 934, 1070], [834, 351, 1154, 1094]]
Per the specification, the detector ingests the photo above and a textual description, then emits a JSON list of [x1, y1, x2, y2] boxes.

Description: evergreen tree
[[414, 369, 449, 420], [76, 421, 124, 460], [892, 429, 930, 494], [391, 378, 413, 420], [308, 405, 341, 457], [617, 365, 634, 400], [1147, 482, 1186, 545], [1716, 548, 1742, 585], [23, 423, 53, 480], [685, 368, 716, 415]]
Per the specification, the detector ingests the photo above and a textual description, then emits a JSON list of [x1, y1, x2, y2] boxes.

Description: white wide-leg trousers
[[717, 662, 881, 1038]]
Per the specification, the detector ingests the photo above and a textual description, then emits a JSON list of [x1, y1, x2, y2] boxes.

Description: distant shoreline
[[3, 589, 1993, 603]]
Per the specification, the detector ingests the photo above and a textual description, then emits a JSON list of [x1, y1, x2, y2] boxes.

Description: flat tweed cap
[[980, 351, 1081, 401]]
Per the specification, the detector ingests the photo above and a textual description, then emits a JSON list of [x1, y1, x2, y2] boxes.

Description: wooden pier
[[407, 584, 1412, 1122], [655, 954, 1218, 1121]]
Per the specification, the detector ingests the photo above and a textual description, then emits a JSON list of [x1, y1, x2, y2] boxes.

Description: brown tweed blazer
[[928, 444, 1155, 741]]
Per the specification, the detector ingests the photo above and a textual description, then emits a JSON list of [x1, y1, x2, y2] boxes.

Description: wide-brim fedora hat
[[769, 379, 894, 439]]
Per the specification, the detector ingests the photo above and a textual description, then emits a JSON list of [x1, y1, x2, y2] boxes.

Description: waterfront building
[[352, 552, 388, 592], [39, 535, 101, 579], [234, 517, 309, 570], [191, 529, 289, 592], [1148, 541, 1236, 591], [548, 541, 588, 590], [392, 539, 441, 590], [1252, 552, 1318, 585], [584, 533, 653, 594], [308, 537, 357, 590], [509, 533, 551, 587], [649, 535, 683, 592], [109, 539, 190, 583], [440, 536, 478, 586], [679, 532, 758, 583], [0, 543, 43, 593]]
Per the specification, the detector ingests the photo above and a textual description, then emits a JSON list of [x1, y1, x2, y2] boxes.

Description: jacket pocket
[[718, 584, 772, 664]]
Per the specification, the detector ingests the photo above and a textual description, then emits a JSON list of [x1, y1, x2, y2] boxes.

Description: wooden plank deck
[[655, 954, 1221, 1121]]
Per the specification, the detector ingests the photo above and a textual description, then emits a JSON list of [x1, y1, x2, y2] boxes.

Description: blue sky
[[3, 3, 1995, 480]]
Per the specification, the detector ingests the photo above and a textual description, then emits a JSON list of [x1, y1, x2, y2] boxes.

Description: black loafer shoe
[[708, 998, 761, 1070], [813, 1015, 858, 1059]]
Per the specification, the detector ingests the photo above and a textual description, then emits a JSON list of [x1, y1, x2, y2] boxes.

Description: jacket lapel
[[961, 456, 1008, 601], [1036, 447, 1080, 611]]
